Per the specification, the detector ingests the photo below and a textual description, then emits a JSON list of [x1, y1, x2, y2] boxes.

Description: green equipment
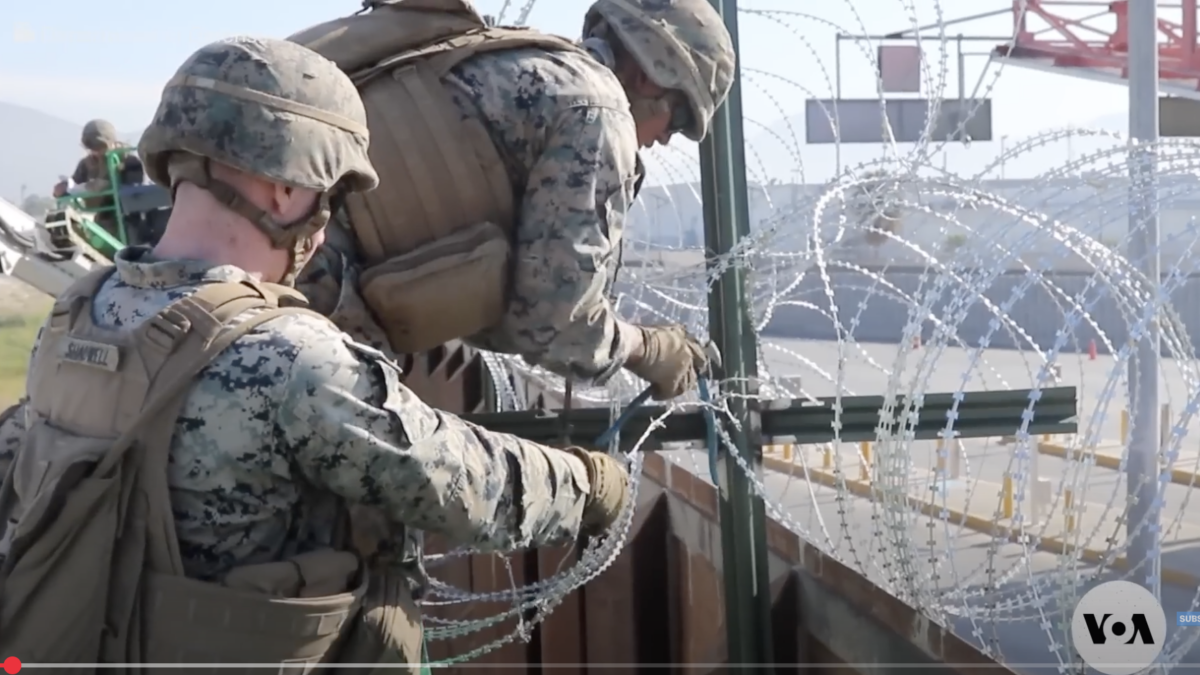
[[1, 147, 172, 296], [46, 147, 171, 260]]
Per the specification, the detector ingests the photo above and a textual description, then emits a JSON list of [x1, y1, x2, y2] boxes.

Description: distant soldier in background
[[51, 118, 146, 241]]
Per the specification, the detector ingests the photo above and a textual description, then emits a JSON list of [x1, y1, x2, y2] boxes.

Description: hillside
[[0, 100, 140, 203]]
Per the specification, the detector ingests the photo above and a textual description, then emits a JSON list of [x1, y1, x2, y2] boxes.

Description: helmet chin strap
[[167, 153, 334, 285]]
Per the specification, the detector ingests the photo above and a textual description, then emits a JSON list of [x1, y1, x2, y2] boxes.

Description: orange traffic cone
[[1088, 339, 1097, 361]]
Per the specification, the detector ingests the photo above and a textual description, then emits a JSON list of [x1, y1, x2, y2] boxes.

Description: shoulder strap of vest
[[140, 279, 323, 410], [352, 26, 585, 86], [132, 280, 328, 575], [47, 267, 115, 328], [60, 266, 114, 300], [91, 282, 325, 481], [165, 278, 312, 333]]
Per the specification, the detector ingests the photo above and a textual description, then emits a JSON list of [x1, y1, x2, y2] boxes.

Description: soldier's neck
[[153, 207, 285, 283]]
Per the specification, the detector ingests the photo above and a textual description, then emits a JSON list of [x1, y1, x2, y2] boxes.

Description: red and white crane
[[992, 1, 1200, 98]]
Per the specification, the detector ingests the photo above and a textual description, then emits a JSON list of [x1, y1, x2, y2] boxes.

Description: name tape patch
[[61, 337, 120, 371]]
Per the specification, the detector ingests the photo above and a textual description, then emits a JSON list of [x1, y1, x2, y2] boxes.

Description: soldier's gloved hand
[[627, 324, 709, 400], [565, 446, 630, 537]]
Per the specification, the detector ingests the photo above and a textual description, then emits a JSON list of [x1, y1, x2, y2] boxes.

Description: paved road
[[762, 337, 1200, 440], [760, 337, 1200, 531], [656, 337, 1200, 670]]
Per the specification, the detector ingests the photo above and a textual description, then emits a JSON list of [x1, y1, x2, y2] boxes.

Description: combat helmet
[[81, 119, 119, 151], [138, 35, 378, 283], [583, 0, 736, 142]]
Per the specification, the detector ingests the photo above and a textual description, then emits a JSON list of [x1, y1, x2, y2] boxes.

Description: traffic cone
[[1088, 339, 1097, 361]]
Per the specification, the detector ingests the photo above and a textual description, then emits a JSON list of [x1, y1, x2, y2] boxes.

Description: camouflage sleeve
[[496, 105, 643, 385], [276, 333, 591, 551]]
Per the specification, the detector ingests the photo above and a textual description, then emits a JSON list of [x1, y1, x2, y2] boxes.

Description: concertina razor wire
[[412, 0, 1200, 670]]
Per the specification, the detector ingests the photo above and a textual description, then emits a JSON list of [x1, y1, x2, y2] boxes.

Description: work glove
[[565, 446, 631, 537], [627, 324, 709, 400]]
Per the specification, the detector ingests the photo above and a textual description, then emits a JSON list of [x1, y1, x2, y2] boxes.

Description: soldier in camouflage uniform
[[52, 119, 146, 240], [297, 0, 736, 402], [0, 35, 629, 664]]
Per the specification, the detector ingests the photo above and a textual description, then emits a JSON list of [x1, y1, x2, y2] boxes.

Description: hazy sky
[[0, 0, 1149, 181]]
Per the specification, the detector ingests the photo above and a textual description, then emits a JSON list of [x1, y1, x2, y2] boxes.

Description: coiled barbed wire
[[408, 0, 1200, 670]]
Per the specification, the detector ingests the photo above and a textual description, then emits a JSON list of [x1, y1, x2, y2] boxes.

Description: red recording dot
[[2, 656, 20, 674]]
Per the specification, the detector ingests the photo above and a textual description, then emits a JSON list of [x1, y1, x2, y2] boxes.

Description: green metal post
[[699, 0, 775, 669], [105, 149, 129, 244]]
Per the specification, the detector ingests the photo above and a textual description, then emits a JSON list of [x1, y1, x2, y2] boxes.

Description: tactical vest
[[0, 268, 424, 671], [289, 0, 590, 355]]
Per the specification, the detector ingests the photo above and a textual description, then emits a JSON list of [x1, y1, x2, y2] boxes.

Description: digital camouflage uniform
[[2, 36, 610, 597], [4, 248, 591, 581], [299, 47, 641, 384], [297, 0, 737, 389]]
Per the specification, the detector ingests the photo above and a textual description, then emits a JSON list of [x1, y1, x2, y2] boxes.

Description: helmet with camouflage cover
[[138, 35, 378, 284], [583, 0, 735, 143], [81, 119, 119, 151]]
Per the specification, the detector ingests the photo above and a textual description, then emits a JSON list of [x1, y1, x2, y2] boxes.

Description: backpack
[[288, 0, 588, 355], [0, 269, 372, 669]]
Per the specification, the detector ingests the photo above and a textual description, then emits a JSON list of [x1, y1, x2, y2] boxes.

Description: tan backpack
[[289, 0, 588, 355], [0, 270, 390, 670]]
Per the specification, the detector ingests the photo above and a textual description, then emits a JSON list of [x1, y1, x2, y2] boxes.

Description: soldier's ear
[[270, 183, 321, 222], [270, 184, 295, 217]]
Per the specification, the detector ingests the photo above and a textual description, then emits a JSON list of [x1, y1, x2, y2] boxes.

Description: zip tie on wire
[[594, 386, 653, 448], [593, 379, 721, 487]]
